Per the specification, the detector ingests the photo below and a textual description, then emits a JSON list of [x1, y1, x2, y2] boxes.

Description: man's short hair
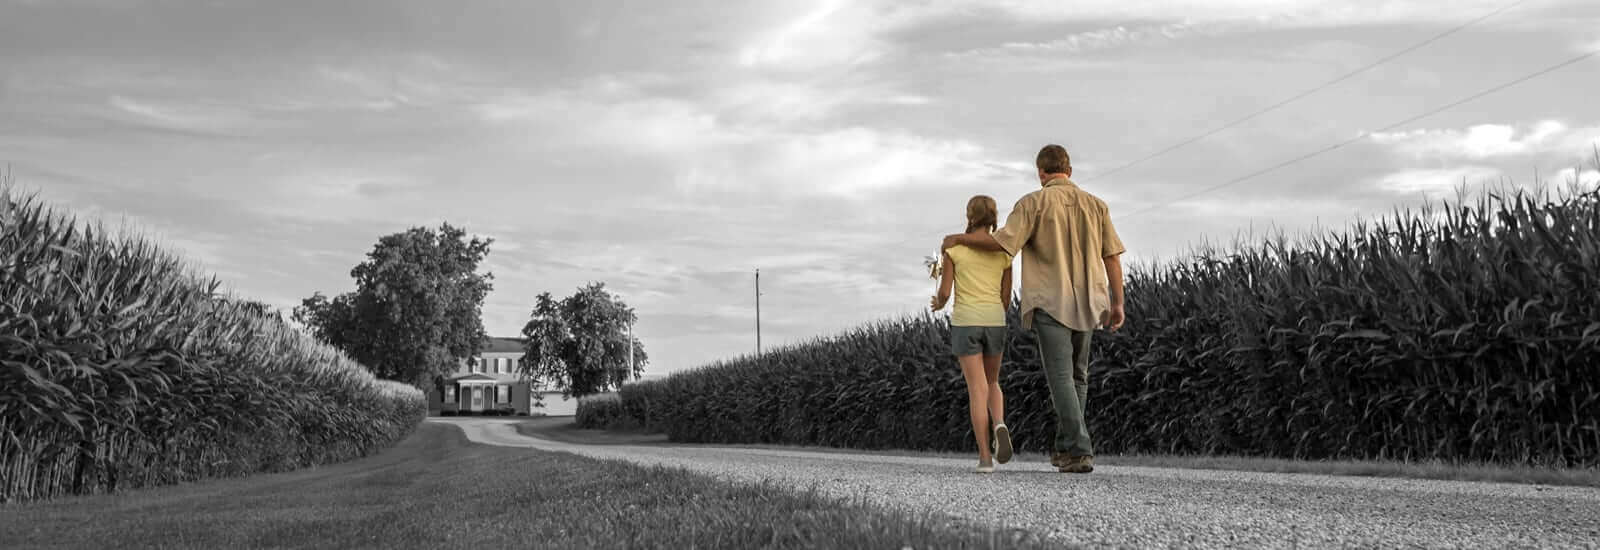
[[1036, 144, 1071, 174]]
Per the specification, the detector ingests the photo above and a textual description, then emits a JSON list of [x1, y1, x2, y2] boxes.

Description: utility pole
[[755, 268, 762, 358]]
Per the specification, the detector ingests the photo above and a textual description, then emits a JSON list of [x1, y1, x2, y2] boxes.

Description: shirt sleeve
[[1099, 203, 1126, 257], [991, 197, 1036, 257], [944, 245, 964, 265]]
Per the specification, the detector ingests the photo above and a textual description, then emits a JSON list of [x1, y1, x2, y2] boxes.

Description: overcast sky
[[4, 0, 1598, 376]]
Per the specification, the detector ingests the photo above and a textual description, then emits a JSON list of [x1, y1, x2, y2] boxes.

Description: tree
[[293, 223, 494, 386], [519, 282, 647, 398]]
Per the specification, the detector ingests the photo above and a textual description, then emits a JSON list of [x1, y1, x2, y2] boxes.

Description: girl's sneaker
[[993, 424, 1014, 464], [977, 460, 995, 474]]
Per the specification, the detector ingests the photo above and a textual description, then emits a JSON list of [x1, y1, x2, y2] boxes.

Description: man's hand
[[1102, 254, 1126, 333], [930, 294, 949, 311], [943, 232, 1007, 252], [1099, 305, 1125, 332], [940, 234, 962, 251]]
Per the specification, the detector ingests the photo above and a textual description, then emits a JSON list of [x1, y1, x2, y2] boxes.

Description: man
[[941, 144, 1125, 474]]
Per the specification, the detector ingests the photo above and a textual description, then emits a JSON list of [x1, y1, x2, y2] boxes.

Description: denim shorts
[[950, 325, 1007, 357]]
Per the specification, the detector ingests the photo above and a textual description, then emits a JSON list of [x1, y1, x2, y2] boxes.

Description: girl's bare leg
[[983, 353, 1005, 426], [958, 353, 992, 463]]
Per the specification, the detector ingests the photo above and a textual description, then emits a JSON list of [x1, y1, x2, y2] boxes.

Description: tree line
[[290, 222, 646, 399]]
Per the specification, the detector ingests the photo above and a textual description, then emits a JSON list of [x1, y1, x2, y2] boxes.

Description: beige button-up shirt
[[991, 177, 1125, 331]]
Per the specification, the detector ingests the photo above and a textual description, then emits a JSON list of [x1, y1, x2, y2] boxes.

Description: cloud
[[919, 0, 1570, 67], [947, 20, 1242, 61], [671, 126, 1005, 197], [353, 181, 419, 199], [1164, 195, 1352, 220], [767, 128, 996, 195], [1371, 121, 1600, 160], [1371, 166, 1504, 196], [1554, 167, 1600, 187], [465, 71, 1003, 199], [475, 82, 753, 155], [738, 0, 861, 69], [106, 95, 253, 131], [707, 80, 928, 124], [956, 0, 1522, 26]]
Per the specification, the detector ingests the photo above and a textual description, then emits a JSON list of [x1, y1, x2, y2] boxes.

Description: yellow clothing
[[991, 177, 1126, 331], [946, 243, 1013, 327]]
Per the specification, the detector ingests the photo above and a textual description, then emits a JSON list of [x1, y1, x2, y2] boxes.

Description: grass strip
[[1, 422, 1056, 549]]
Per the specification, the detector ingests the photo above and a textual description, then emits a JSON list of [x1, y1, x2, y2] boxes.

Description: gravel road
[[431, 417, 1600, 549]]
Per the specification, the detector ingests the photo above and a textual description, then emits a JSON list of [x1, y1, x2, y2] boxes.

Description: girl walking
[[930, 195, 1015, 473]]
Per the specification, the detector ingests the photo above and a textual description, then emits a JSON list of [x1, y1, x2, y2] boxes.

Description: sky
[[3, 0, 1599, 377]]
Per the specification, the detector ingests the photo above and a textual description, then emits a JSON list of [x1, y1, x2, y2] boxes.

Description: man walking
[[941, 144, 1126, 474]]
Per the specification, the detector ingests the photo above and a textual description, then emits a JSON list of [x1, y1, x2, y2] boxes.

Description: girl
[[930, 195, 1015, 473]]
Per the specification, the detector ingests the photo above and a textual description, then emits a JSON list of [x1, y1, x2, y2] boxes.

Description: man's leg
[[1071, 329, 1092, 423], [1033, 310, 1093, 458]]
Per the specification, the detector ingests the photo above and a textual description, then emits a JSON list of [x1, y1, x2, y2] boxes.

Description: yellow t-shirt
[[946, 244, 1013, 327]]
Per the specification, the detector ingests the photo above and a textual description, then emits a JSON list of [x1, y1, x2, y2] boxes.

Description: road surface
[[431, 417, 1600, 549]]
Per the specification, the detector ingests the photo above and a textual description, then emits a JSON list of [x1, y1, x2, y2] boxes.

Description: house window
[[445, 386, 455, 402], [497, 385, 508, 403]]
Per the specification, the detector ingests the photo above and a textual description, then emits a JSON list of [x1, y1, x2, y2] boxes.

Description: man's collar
[[1042, 175, 1075, 188]]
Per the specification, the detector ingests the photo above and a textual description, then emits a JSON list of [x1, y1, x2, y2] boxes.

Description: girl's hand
[[930, 294, 948, 311]]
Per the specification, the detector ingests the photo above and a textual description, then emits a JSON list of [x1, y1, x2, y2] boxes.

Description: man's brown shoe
[[1058, 455, 1094, 473], [1050, 452, 1070, 469]]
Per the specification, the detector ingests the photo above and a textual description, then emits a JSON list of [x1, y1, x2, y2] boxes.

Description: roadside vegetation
[[0, 184, 424, 503]]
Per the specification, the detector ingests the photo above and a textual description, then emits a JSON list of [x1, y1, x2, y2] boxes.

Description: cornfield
[[581, 176, 1600, 467], [0, 184, 427, 503], [574, 392, 643, 430]]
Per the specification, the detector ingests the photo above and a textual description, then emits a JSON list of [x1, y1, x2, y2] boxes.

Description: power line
[[1119, 46, 1600, 221], [1087, 0, 1529, 181]]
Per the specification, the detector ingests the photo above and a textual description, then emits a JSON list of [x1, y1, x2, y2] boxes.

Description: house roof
[[481, 336, 526, 354]]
